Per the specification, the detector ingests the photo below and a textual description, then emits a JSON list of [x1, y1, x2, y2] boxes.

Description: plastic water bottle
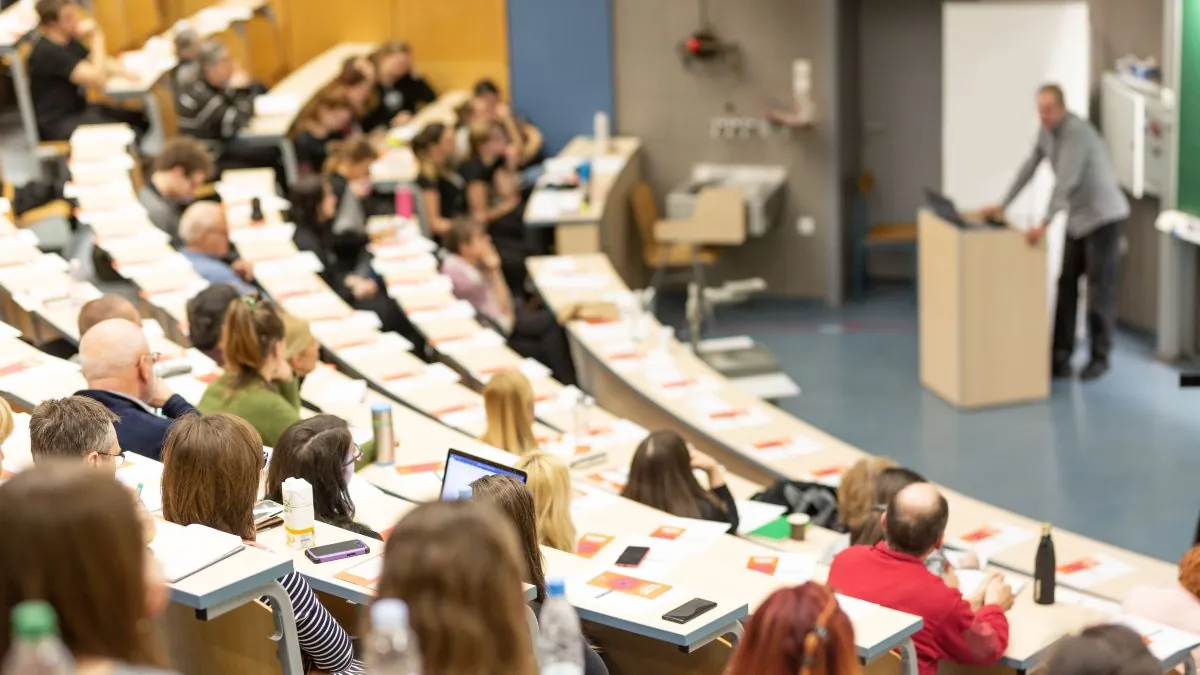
[[365, 599, 422, 675], [538, 578, 584, 675], [1, 601, 74, 675]]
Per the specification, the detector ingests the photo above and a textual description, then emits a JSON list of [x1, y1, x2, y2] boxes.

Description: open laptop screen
[[439, 449, 528, 501]]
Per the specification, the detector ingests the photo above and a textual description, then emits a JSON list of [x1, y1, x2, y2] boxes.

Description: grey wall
[[611, 0, 842, 302]]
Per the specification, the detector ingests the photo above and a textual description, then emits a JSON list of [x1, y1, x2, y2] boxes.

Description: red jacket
[[828, 544, 1009, 675]]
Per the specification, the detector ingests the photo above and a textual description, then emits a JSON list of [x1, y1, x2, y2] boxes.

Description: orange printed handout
[[650, 525, 686, 540], [575, 533, 615, 559], [747, 556, 780, 576], [587, 571, 673, 599]]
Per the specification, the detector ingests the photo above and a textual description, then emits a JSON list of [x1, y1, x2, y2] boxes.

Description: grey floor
[[662, 287, 1200, 564]]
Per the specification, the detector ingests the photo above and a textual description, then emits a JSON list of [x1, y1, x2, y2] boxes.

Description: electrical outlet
[[797, 216, 815, 236]]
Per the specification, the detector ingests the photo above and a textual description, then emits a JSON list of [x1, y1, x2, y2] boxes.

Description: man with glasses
[[178, 201, 256, 295], [137, 137, 216, 246], [75, 319, 199, 462], [29, 395, 125, 469]]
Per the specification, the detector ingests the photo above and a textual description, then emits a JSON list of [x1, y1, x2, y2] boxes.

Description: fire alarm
[[678, 29, 739, 71]]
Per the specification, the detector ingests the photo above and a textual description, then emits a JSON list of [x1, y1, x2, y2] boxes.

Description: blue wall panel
[[506, 0, 614, 155]]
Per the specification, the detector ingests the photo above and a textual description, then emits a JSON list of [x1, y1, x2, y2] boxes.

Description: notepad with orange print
[[584, 469, 628, 494], [334, 555, 383, 590], [747, 435, 822, 461], [1055, 553, 1134, 589], [746, 553, 818, 584], [586, 571, 673, 600], [575, 533, 615, 559], [394, 462, 443, 476], [689, 395, 772, 431], [946, 522, 1036, 558], [806, 464, 849, 488]]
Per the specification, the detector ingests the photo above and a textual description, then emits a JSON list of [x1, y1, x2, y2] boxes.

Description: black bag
[[751, 480, 841, 531]]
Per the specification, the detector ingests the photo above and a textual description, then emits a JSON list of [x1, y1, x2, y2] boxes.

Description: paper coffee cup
[[788, 512, 811, 541]]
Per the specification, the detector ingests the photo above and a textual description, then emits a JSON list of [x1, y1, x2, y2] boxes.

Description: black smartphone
[[662, 598, 718, 624], [304, 539, 370, 564], [615, 545, 650, 568]]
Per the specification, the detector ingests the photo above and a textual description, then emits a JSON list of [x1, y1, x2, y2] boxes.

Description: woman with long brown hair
[[480, 369, 539, 456], [0, 463, 175, 674], [376, 501, 537, 675], [725, 583, 862, 675], [294, 88, 351, 176], [623, 430, 739, 532], [196, 295, 299, 447], [364, 41, 437, 130], [515, 450, 577, 552], [469, 474, 609, 675], [412, 122, 466, 238], [161, 414, 364, 674], [265, 415, 380, 540]]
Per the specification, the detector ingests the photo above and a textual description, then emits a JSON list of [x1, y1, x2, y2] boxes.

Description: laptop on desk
[[924, 189, 1006, 229]]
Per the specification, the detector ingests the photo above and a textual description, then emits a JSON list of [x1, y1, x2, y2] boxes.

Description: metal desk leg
[[1183, 653, 1196, 675], [680, 620, 744, 653], [279, 139, 298, 186], [142, 92, 162, 151], [721, 621, 744, 647], [9, 53, 39, 152], [898, 638, 918, 675], [259, 580, 305, 675]]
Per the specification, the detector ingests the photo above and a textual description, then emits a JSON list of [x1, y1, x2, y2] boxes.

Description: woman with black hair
[[288, 175, 425, 354]]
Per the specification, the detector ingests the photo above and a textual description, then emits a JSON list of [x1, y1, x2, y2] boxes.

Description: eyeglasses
[[344, 444, 363, 467], [97, 449, 127, 468]]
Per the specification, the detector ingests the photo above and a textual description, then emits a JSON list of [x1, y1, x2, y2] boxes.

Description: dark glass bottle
[[1034, 522, 1056, 605]]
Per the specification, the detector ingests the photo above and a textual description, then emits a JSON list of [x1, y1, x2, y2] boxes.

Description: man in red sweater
[[828, 483, 1014, 675]]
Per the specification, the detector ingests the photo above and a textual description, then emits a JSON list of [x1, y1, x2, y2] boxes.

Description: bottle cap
[[370, 599, 408, 630], [11, 601, 58, 640], [1043, 522, 1053, 533], [458, 486, 472, 500], [547, 578, 567, 598], [371, 403, 393, 413]]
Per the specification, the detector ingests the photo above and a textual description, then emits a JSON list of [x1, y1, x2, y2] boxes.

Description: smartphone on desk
[[663, 598, 717, 624], [615, 545, 649, 568], [304, 539, 370, 564]]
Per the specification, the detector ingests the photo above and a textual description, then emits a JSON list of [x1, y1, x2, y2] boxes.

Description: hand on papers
[[1025, 224, 1047, 247], [346, 274, 380, 301], [969, 572, 1015, 611], [232, 258, 255, 283]]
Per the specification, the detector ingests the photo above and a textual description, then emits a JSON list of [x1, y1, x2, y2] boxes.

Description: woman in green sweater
[[198, 295, 300, 447]]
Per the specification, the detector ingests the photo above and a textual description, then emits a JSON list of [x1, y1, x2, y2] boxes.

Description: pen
[[136, 482, 144, 499]]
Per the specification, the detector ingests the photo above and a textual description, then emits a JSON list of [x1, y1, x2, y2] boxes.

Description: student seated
[[623, 430, 739, 532], [412, 122, 467, 239], [365, 41, 436, 130], [197, 296, 300, 446], [287, 175, 425, 353], [828, 483, 1012, 675], [0, 464, 176, 675], [29, 395, 122, 469], [0, 398, 14, 471], [470, 474, 609, 675], [823, 463, 911, 561], [77, 293, 141, 338], [472, 79, 544, 168], [281, 313, 319, 378], [442, 218, 577, 385], [480, 369, 538, 456], [462, 120, 533, 293], [178, 40, 276, 174], [515, 450, 577, 552], [185, 283, 240, 365], [1043, 624, 1160, 675], [161, 414, 364, 674], [172, 27, 200, 88], [836, 456, 897, 534], [265, 415, 380, 539], [724, 582, 859, 675], [29, 0, 149, 141], [294, 89, 351, 176], [75, 318, 199, 462], [377, 501, 537, 675], [333, 57, 376, 132], [178, 201, 256, 294], [138, 137, 214, 244], [1122, 546, 1200, 664]]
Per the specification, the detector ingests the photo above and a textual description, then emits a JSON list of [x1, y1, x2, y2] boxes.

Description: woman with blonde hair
[[516, 450, 577, 552], [817, 456, 897, 564], [480, 369, 538, 456], [0, 397, 13, 471], [376, 501, 537, 675]]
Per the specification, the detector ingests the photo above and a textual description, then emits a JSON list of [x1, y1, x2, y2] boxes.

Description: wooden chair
[[630, 181, 718, 294], [159, 599, 282, 675], [851, 171, 917, 300]]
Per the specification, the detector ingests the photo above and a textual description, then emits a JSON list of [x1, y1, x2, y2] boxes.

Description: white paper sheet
[[945, 522, 1037, 559], [1056, 553, 1134, 589], [746, 553, 818, 584]]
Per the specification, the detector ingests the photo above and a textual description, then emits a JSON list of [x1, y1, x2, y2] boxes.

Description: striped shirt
[[177, 76, 255, 157], [268, 572, 365, 674]]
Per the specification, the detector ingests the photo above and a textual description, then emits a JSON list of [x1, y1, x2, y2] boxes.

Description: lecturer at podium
[[983, 84, 1129, 381]]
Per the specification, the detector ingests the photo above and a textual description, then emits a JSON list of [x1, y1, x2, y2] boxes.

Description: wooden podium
[[918, 208, 1049, 409]]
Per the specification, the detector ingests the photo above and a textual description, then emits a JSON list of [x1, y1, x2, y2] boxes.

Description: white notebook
[[150, 521, 245, 583]]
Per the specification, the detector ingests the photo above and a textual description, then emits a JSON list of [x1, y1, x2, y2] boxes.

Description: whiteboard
[[943, 2, 1090, 318]]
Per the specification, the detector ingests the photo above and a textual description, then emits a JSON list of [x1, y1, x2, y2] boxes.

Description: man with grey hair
[[178, 201, 255, 294], [177, 38, 278, 174], [29, 395, 122, 470], [75, 318, 198, 462], [983, 83, 1129, 382]]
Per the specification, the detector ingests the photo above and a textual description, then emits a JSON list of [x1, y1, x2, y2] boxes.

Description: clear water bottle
[[538, 578, 584, 675], [1, 601, 74, 675], [365, 599, 422, 675]]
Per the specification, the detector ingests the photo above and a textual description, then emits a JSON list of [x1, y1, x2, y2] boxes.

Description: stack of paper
[[149, 521, 245, 582]]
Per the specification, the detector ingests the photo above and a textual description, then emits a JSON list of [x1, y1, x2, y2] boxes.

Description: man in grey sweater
[[984, 84, 1129, 381], [136, 137, 213, 246]]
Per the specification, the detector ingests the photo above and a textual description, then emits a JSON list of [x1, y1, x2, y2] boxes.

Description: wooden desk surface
[[526, 253, 1177, 605], [239, 42, 375, 139]]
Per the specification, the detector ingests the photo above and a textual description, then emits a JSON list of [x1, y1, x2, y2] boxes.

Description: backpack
[[751, 480, 841, 531]]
